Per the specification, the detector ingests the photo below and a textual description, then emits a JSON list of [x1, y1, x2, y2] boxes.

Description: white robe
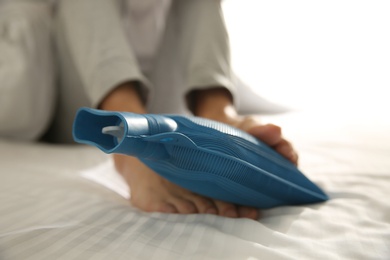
[[0, 0, 286, 142]]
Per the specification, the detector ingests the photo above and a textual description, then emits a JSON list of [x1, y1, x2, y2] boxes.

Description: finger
[[235, 116, 261, 132], [275, 139, 298, 165], [247, 124, 282, 146]]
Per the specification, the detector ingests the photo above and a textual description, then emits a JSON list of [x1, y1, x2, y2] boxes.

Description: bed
[[1, 0, 389, 258], [1, 108, 389, 260]]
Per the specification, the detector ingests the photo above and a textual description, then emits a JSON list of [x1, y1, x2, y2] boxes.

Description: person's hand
[[228, 116, 298, 165], [190, 87, 298, 165]]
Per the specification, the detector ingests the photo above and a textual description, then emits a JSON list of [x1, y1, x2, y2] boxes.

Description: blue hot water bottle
[[73, 107, 328, 208]]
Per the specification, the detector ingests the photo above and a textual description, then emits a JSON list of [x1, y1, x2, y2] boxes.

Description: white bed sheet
[[0, 111, 389, 260]]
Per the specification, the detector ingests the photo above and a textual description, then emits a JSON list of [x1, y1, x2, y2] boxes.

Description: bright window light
[[223, 0, 390, 125]]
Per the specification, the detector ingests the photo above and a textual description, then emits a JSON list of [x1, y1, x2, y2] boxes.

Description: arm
[[56, 0, 148, 107], [190, 87, 299, 165]]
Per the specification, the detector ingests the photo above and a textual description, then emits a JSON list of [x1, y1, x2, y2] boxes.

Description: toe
[[131, 196, 179, 214], [213, 200, 238, 218], [157, 203, 178, 214], [171, 198, 198, 214], [184, 194, 218, 215], [237, 206, 260, 220]]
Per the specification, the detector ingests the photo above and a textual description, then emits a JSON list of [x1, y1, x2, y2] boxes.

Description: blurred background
[[223, 0, 390, 130]]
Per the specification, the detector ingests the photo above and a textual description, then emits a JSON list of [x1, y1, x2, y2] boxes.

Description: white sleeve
[[0, 1, 55, 140], [55, 0, 150, 107]]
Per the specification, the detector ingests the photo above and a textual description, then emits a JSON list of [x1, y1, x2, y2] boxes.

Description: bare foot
[[114, 154, 259, 219]]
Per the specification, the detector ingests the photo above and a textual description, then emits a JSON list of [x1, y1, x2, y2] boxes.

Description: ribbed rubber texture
[[73, 108, 328, 209], [141, 115, 328, 208]]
